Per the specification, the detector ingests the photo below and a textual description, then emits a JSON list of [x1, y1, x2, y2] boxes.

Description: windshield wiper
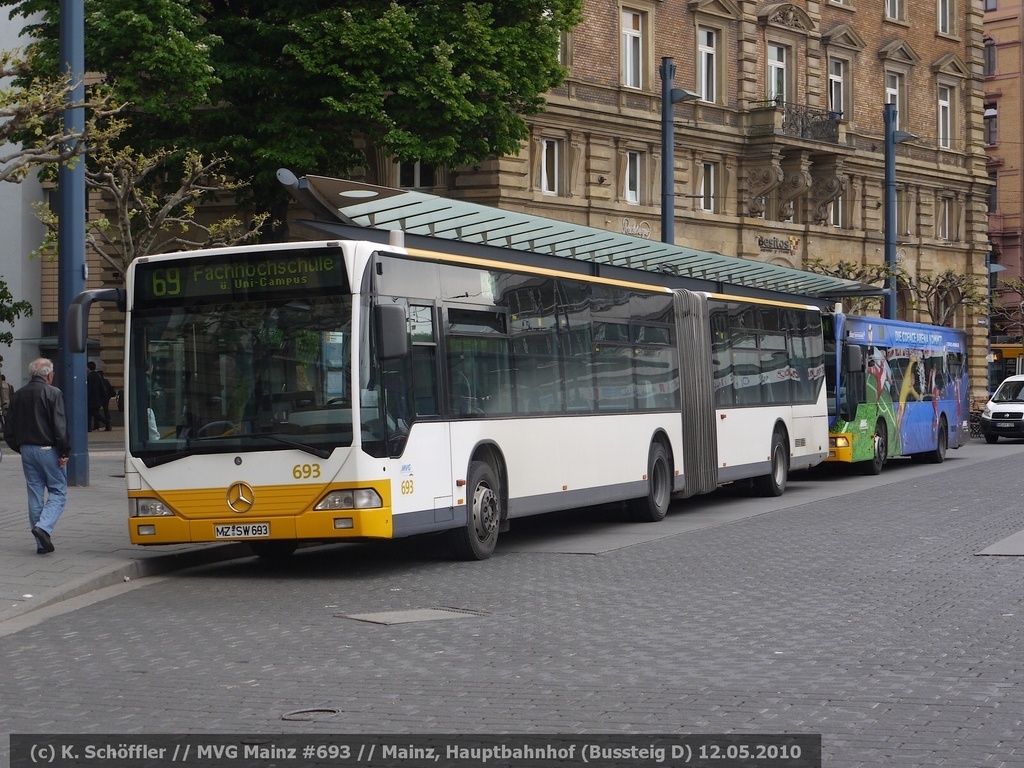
[[138, 431, 332, 467], [142, 449, 196, 468], [228, 432, 333, 459]]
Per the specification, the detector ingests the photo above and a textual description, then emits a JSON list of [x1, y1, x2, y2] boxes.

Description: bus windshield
[[128, 293, 355, 464]]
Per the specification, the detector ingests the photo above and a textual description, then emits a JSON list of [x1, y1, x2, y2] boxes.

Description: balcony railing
[[750, 99, 842, 144]]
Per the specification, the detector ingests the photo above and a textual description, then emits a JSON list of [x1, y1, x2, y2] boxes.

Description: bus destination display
[[135, 248, 346, 304]]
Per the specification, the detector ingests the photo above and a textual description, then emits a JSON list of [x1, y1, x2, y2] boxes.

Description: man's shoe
[[31, 527, 54, 553], [36, 547, 47, 555]]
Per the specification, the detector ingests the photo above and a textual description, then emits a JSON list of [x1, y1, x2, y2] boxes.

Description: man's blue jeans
[[21, 445, 68, 539]]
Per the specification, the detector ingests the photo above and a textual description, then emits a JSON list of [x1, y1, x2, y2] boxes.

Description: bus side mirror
[[375, 303, 408, 360], [845, 344, 864, 373], [68, 288, 124, 353]]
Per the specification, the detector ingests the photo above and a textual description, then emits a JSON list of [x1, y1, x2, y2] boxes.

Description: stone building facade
[[983, 0, 1023, 349], [4, 0, 993, 402], [364, 0, 992, 399]]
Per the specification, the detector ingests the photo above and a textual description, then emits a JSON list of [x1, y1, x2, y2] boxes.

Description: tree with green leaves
[[32, 145, 272, 277], [3, 0, 582, 225], [0, 47, 121, 182], [0, 45, 120, 361], [0, 279, 32, 365]]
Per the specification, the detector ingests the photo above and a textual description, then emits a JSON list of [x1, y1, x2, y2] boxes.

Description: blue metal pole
[[660, 57, 676, 245], [883, 102, 897, 321], [58, 0, 88, 485]]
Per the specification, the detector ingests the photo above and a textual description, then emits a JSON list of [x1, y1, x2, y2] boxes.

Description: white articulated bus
[[71, 234, 828, 560]]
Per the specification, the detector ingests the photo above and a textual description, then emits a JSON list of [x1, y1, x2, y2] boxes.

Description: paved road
[[2, 437, 1024, 767]]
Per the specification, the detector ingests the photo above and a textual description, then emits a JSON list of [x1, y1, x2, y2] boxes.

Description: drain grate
[[341, 607, 487, 625], [281, 708, 341, 721]]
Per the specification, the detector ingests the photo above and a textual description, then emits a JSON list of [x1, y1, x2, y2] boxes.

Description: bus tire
[[627, 441, 672, 523], [928, 418, 948, 463], [861, 420, 888, 475], [249, 541, 298, 560], [449, 460, 501, 561], [753, 430, 788, 497]]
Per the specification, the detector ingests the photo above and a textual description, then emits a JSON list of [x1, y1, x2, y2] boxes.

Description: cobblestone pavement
[[1, 438, 1023, 766], [0, 427, 243, 625]]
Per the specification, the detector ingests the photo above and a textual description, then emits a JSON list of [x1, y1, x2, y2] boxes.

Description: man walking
[[3, 358, 70, 554]]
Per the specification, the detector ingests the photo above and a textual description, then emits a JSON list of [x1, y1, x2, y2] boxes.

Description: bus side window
[[409, 305, 438, 417], [558, 281, 595, 412], [509, 279, 563, 414], [445, 307, 510, 418], [710, 308, 734, 408], [760, 330, 790, 403]]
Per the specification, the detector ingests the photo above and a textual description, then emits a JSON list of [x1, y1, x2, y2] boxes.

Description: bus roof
[[278, 170, 877, 307]]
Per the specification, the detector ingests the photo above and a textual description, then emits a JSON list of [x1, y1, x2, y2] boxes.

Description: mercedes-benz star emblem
[[226, 481, 255, 514]]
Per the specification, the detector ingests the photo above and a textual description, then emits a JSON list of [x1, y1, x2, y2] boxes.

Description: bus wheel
[[753, 430, 788, 497], [862, 421, 888, 476], [449, 461, 501, 561], [928, 418, 948, 463], [248, 541, 298, 560], [628, 441, 672, 522]]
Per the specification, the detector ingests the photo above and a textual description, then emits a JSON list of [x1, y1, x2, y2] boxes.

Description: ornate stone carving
[[746, 165, 785, 217], [769, 6, 808, 29], [757, 4, 814, 32], [811, 175, 848, 225], [778, 168, 812, 221]]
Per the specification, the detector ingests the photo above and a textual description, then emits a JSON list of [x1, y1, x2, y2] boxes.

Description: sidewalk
[[0, 426, 248, 626]]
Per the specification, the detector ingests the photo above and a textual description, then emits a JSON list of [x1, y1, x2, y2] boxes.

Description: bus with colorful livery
[[823, 311, 969, 474]]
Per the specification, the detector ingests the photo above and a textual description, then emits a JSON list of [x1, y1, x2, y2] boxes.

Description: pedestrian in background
[[0, 373, 12, 426], [87, 361, 111, 431], [2, 357, 70, 554]]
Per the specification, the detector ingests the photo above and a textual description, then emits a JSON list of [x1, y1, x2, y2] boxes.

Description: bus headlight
[[130, 498, 175, 517], [315, 489, 383, 510], [829, 435, 851, 448]]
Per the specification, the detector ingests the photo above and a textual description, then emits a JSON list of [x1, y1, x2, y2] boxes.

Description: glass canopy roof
[[279, 171, 877, 301]]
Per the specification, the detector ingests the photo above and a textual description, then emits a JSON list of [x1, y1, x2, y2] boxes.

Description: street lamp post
[[883, 102, 917, 320], [659, 57, 700, 245], [58, 0, 89, 484]]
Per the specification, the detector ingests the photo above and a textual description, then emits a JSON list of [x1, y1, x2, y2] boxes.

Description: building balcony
[[748, 99, 844, 144]]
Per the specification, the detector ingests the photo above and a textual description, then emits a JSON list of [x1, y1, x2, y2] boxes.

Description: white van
[[980, 374, 1024, 443]]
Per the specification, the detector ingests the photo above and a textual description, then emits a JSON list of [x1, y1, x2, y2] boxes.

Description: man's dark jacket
[[3, 375, 70, 457]]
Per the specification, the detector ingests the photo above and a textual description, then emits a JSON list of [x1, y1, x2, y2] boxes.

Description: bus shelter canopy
[[279, 170, 878, 304]]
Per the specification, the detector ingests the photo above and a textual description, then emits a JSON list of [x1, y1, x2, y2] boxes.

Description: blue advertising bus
[[823, 311, 969, 474]]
